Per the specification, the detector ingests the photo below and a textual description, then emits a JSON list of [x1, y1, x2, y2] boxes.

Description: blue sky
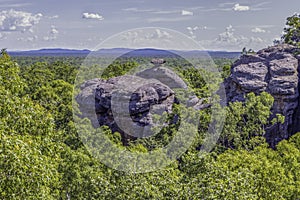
[[0, 0, 299, 51]]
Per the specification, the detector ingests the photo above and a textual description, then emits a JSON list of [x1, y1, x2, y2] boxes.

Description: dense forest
[[0, 14, 299, 199]]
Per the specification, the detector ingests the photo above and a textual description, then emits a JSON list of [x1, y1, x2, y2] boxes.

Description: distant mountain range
[[8, 48, 241, 59], [9, 48, 91, 56]]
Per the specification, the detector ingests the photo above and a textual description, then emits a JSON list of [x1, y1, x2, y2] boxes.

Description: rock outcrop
[[76, 66, 210, 143], [226, 44, 300, 147], [76, 75, 175, 141], [136, 66, 188, 89]]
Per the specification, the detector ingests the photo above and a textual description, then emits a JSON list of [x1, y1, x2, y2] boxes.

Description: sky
[[0, 0, 299, 51]]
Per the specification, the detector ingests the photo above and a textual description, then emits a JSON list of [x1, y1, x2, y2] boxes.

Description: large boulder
[[76, 75, 175, 141], [76, 65, 212, 144], [136, 66, 188, 89], [226, 44, 300, 147]]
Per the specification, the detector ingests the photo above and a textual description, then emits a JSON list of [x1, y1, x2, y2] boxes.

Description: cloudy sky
[[0, 0, 299, 51]]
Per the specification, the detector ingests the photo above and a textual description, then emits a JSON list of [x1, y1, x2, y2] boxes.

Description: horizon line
[[7, 47, 242, 53]]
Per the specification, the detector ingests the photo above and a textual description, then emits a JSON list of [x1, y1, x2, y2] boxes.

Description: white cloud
[[0, 32, 8, 40], [186, 26, 199, 38], [82, 12, 104, 20], [0, 9, 42, 32], [122, 7, 138, 12], [181, 10, 193, 16], [49, 15, 59, 19], [122, 8, 155, 13], [50, 26, 59, 34], [148, 16, 191, 23], [249, 36, 264, 43], [251, 27, 266, 33], [152, 10, 179, 14], [219, 2, 236, 7], [232, 4, 250, 11], [206, 2, 268, 12], [186, 26, 213, 39], [105, 28, 198, 50], [187, 26, 199, 31], [199, 25, 267, 51], [123, 7, 202, 15], [251, 2, 271, 11], [43, 36, 55, 41], [200, 8, 231, 12], [0, 3, 32, 8], [217, 25, 239, 43], [153, 29, 172, 39], [118, 29, 173, 47], [28, 27, 34, 33], [17, 35, 38, 42], [121, 29, 172, 42], [43, 25, 59, 41]]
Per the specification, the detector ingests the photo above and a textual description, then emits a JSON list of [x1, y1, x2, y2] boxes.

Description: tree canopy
[[282, 13, 300, 47], [1, 28, 300, 198]]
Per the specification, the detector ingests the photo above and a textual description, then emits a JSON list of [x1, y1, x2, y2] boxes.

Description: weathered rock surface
[[76, 75, 175, 140], [76, 66, 210, 143], [136, 66, 210, 109], [226, 44, 300, 147], [136, 66, 188, 89]]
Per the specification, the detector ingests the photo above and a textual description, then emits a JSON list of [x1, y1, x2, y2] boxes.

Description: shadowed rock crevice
[[291, 54, 300, 135], [77, 75, 176, 143]]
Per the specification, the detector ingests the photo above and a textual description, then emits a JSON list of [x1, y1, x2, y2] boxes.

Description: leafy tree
[[181, 133, 300, 199], [219, 92, 276, 150], [0, 52, 24, 95], [101, 60, 139, 79], [282, 13, 300, 47], [0, 53, 62, 199], [1, 48, 9, 59]]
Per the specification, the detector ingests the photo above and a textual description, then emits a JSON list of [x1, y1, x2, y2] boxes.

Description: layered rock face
[[76, 45, 300, 148], [76, 75, 175, 141], [226, 44, 300, 147], [76, 66, 209, 143]]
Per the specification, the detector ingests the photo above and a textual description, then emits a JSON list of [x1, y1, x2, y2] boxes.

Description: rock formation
[[136, 66, 188, 89], [76, 45, 300, 148], [76, 65, 210, 143], [226, 44, 300, 147], [76, 75, 175, 141]]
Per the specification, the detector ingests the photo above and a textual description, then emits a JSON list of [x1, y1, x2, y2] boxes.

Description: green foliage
[[220, 64, 231, 79], [0, 54, 62, 199], [2, 51, 300, 199], [178, 67, 210, 98], [0, 133, 62, 199], [282, 13, 300, 47], [0, 53, 24, 95], [219, 92, 275, 150], [176, 67, 223, 99], [101, 60, 139, 79], [181, 133, 300, 199]]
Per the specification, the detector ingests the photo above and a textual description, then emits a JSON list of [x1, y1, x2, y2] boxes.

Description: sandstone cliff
[[226, 44, 300, 147]]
